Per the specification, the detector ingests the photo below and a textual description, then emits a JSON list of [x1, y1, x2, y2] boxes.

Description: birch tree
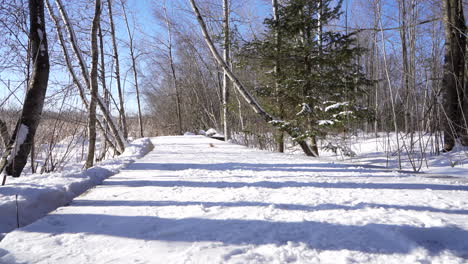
[[85, 0, 101, 169], [107, 0, 128, 139]]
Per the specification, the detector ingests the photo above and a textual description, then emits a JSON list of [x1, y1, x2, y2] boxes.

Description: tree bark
[[222, 0, 230, 141], [0, 119, 10, 148], [85, 0, 101, 169], [272, 0, 284, 153], [3, 0, 50, 178], [441, 0, 467, 151]]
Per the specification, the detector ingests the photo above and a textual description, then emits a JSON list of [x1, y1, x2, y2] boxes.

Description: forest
[[0, 0, 467, 182], [1, 1, 468, 263]]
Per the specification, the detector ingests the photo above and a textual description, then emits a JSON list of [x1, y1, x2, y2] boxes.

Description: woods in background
[[0, 0, 467, 180]]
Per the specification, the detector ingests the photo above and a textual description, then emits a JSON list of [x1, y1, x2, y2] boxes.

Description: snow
[[324, 102, 348, 112], [318, 120, 335, 126], [205, 128, 218, 136], [1, 136, 467, 263], [0, 138, 153, 239], [321, 132, 468, 179], [296, 103, 312, 116]]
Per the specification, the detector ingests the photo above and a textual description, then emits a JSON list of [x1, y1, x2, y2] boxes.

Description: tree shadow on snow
[[70, 199, 468, 215], [123, 162, 399, 175], [102, 179, 468, 191], [20, 213, 468, 258]]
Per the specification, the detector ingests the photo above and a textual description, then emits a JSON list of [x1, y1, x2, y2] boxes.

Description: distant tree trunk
[[441, 0, 467, 151], [107, 0, 128, 139], [272, 0, 284, 152], [189, 0, 315, 156], [120, 0, 143, 137], [1, 0, 50, 180], [163, 3, 183, 135], [398, 0, 411, 133], [85, 0, 101, 169], [222, 0, 231, 141]]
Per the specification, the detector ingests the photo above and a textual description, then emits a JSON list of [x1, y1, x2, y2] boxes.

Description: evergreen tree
[[244, 0, 370, 155]]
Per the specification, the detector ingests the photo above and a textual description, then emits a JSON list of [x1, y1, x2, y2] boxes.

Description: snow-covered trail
[[1, 136, 468, 264]]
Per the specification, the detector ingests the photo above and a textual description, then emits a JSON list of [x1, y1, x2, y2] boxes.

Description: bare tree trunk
[[398, 0, 411, 133], [120, 0, 143, 137], [98, 22, 109, 160], [189, 0, 315, 156], [107, 0, 128, 139], [85, 0, 101, 169], [222, 0, 230, 141], [272, 0, 284, 152], [441, 0, 466, 151], [163, 3, 182, 135], [2, 0, 50, 180]]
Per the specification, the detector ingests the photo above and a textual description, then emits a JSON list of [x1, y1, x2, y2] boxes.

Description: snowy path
[[1, 136, 468, 264]]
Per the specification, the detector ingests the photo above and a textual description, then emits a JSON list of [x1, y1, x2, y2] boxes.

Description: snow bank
[[320, 132, 468, 179], [0, 138, 154, 238]]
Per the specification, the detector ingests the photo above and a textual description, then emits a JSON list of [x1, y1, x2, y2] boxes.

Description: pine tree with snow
[[243, 0, 370, 155]]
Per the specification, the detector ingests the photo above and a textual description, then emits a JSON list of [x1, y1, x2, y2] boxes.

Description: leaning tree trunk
[[107, 0, 128, 139], [441, 0, 467, 151], [189, 0, 315, 156], [85, 0, 101, 169], [2, 0, 50, 180]]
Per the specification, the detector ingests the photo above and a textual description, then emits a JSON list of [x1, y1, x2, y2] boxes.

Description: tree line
[[0, 0, 467, 183]]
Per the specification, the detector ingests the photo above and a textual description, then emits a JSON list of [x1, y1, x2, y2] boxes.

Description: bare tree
[[222, 0, 231, 140], [107, 0, 128, 139], [85, 0, 102, 169], [1, 0, 50, 183], [52, 0, 126, 153]]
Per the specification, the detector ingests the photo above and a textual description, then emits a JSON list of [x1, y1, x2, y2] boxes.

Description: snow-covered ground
[[0, 138, 153, 239], [315, 132, 468, 179], [1, 136, 467, 263]]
